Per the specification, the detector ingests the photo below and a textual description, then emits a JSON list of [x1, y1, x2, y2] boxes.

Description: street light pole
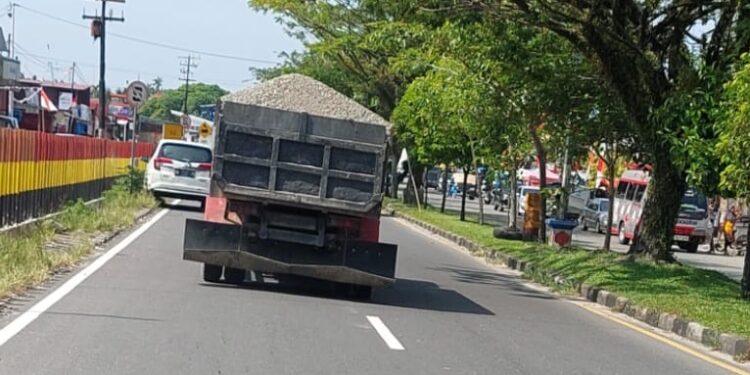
[[83, 0, 124, 138], [98, 0, 106, 138]]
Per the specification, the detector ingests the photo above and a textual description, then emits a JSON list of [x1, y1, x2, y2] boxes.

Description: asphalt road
[[424, 190, 745, 281], [0, 201, 744, 374]]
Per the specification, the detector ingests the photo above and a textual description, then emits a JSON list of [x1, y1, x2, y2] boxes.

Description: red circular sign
[[554, 231, 571, 246]]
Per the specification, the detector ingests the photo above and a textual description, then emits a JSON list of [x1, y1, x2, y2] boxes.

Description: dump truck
[[182, 74, 397, 299]]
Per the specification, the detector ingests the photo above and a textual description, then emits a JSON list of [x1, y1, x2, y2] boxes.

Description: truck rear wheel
[[203, 264, 222, 283], [337, 283, 373, 300], [224, 267, 247, 284]]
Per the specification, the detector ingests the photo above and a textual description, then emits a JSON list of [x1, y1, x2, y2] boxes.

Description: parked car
[[568, 187, 606, 216], [426, 168, 442, 190], [452, 172, 477, 197], [580, 198, 609, 233], [145, 140, 212, 208], [517, 185, 540, 216]]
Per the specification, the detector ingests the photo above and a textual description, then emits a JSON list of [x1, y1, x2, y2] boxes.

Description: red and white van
[[611, 170, 710, 253]]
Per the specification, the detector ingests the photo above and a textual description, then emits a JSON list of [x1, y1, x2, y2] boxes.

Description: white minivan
[[146, 140, 212, 206]]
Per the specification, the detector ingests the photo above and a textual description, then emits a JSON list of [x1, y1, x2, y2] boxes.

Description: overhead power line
[[15, 4, 280, 65], [18, 49, 245, 89]]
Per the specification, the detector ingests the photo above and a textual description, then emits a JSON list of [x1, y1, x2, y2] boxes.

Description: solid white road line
[[0, 207, 172, 347], [367, 315, 405, 351]]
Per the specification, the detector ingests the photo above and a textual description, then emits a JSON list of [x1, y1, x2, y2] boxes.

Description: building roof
[[18, 78, 91, 91]]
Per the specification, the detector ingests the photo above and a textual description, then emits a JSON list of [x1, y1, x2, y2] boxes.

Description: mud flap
[[183, 219, 397, 286]]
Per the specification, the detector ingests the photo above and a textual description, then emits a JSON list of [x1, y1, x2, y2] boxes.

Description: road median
[[0, 180, 157, 304], [385, 200, 750, 361]]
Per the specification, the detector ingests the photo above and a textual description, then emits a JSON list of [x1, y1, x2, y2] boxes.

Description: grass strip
[[0, 181, 156, 299], [386, 199, 750, 340]]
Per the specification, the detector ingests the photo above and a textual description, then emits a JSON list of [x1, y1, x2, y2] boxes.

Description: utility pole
[[8, 2, 16, 59], [83, 0, 124, 138], [68, 62, 76, 132], [179, 55, 198, 113], [560, 133, 572, 219]]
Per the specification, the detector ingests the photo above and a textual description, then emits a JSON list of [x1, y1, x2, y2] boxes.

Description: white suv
[[146, 140, 212, 205]]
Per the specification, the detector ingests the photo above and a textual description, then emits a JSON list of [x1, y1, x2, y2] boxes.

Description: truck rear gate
[[215, 102, 387, 213]]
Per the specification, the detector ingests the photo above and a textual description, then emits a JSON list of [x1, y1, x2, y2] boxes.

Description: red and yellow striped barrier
[[0, 128, 155, 228]]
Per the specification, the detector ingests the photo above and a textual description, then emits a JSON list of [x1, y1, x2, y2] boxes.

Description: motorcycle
[[727, 216, 748, 256], [715, 216, 749, 256]]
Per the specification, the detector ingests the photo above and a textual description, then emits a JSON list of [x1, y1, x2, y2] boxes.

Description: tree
[[392, 57, 493, 222], [458, 0, 750, 261], [249, 1, 436, 198], [717, 53, 750, 300], [139, 83, 227, 121], [589, 110, 635, 252], [149, 77, 163, 93]]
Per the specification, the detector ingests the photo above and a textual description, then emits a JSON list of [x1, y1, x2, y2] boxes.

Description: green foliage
[[392, 57, 491, 169], [652, 66, 724, 196], [249, 1, 432, 120], [718, 53, 750, 200], [0, 185, 156, 299], [252, 51, 356, 99], [115, 166, 146, 195], [139, 83, 227, 120]]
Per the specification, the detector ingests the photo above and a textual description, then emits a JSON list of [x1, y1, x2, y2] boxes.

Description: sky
[[2, 0, 302, 92]]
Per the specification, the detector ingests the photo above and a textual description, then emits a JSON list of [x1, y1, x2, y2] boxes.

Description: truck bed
[[213, 102, 388, 215]]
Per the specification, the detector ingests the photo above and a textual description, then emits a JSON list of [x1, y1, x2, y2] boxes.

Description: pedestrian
[[449, 178, 458, 198], [723, 205, 739, 252], [709, 199, 720, 253]]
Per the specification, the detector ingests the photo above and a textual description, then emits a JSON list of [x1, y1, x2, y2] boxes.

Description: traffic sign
[[198, 122, 212, 138], [163, 123, 184, 140], [126, 81, 148, 107]]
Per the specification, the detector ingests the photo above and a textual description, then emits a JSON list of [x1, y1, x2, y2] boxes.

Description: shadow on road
[[200, 275, 495, 315], [429, 265, 556, 300], [376, 278, 494, 315]]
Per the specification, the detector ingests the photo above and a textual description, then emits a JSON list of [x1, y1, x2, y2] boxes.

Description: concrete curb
[[391, 209, 750, 360]]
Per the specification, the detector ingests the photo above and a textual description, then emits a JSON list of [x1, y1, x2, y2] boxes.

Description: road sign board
[[198, 122, 212, 138], [163, 123, 184, 140], [126, 81, 148, 107]]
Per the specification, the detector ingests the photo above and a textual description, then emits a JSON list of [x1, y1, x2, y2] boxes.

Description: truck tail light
[[154, 157, 172, 171], [359, 216, 380, 242], [329, 215, 359, 231], [197, 162, 212, 171]]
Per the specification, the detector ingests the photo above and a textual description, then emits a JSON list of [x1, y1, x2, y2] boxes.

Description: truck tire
[[203, 264, 222, 283], [224, 267, 246, 284], [683, 242, 699, 253], [351, 285, 373, 300], [337, 283, 373, 300]]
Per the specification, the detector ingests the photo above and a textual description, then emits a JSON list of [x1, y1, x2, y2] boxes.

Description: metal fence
[[0, 129, 155, 228]]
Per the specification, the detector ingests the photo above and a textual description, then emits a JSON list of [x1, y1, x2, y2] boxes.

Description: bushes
[[0, 176, 156, 299]]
